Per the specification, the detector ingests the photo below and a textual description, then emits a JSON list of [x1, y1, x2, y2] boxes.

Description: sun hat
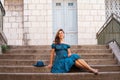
[[33, 61, 46, 67]]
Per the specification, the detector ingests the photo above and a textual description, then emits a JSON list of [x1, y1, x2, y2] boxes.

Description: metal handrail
[[0, 1, 5, 16], [96, 13, 120, 37]]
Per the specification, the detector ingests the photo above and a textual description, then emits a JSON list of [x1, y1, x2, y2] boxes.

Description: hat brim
[[33, 64, 46, 67]]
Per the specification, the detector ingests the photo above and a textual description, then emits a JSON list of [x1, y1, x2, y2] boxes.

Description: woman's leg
[[75, 59, 98, 74], [75, 60, 89, 72], [75, 60, 86, 69], [77, 59, 92, 69]]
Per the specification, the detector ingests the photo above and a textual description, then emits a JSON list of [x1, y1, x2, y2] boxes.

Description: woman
[[47, 29, 98, 74]]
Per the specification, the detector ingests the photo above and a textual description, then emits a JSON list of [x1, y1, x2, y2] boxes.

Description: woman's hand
[[68, 53, 71, 57], [46, 64, 52, 69]]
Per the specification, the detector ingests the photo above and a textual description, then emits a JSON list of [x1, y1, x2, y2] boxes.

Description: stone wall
[[3, 0, 23, 45], [24, 0, 53, 45], [77, 0, 105, 45], [3, 0, 106, 45]]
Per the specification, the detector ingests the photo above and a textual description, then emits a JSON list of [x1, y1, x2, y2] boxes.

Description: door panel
[[53, 0, 65, 38], [53, 0, 78, 45], [64, 0, 78, 44]]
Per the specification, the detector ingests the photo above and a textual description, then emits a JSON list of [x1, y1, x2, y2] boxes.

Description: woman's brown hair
[[54, 29, 64, 44]]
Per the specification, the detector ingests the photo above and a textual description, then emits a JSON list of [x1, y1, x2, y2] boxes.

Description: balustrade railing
[[0, 1, 7, 45], [96, 13, 120, 46]]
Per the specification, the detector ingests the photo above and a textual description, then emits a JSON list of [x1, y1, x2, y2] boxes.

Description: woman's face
[[58, 31, 64, 39]]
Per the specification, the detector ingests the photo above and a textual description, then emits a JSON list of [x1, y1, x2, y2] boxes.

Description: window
[[56, 3, 61, 6], [68, 3, 73, 6]]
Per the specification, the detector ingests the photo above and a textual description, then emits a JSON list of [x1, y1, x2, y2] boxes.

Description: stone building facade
[[1, 0, 118, 45]]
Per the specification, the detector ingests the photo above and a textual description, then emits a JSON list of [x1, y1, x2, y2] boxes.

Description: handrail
[[96, 13, 120, 37], [0, 31, 7, 44], [108, 39, 120, 64], [106, 39, 120, 49], [96, 13, 120, 45], [0, 1, 5, 16], [0, 1, 7, 45]]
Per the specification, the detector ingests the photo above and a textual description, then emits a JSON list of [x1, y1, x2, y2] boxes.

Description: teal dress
[[51, 43, 80, 73]]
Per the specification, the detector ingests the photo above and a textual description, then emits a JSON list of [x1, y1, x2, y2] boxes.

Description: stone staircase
[[0, 45, 120, 80]]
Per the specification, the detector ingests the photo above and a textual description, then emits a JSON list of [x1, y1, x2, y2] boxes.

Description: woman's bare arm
[[67, 48, 72, 57], [47, 49, 55, 68], [49, 49, 55, 65]]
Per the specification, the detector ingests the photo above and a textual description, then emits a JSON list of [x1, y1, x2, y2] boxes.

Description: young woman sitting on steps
[[47, 29, 98, 75]]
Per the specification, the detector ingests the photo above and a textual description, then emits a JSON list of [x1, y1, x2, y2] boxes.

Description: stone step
[[9, 45, 51, 49], [70, 65, 120, 72], [0, 44, 119, 80], [9, 45, 109, 49], [8, 48, 111, 50], [0, 54, 114, 60], [0, 59, 117, 66], [0, 72, 119, 80], [5, 49, 112, 54], [3, 52, 112, 55], [0, 65, 119, 73], [71, 45, 109, 49]]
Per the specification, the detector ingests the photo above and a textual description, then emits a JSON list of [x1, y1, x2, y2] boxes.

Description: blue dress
[[51, 43, 80, 73]]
